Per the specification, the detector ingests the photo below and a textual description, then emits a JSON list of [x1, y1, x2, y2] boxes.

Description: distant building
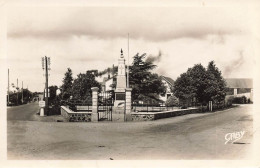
[[100, 76, 115, 92], [225, 78, 253, 101], [159, 76, 175, 103]]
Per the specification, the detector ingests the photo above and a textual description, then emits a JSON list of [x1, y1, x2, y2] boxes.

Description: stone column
[[234, 88, 238, 96], [91, 87, 99, 122], [250, 88, 253, 102], [125, 88, 132, 121]]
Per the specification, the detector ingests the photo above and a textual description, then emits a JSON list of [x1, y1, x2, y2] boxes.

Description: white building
[[159, 76, 175, 103], [225, 78, 253, 102]]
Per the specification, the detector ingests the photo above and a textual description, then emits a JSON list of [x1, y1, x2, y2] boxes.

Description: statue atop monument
[[114, 49, 127, 107], [120, 48, 123, 58]]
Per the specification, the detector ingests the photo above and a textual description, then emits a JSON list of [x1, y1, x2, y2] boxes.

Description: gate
[[98, 91, 114, 121]]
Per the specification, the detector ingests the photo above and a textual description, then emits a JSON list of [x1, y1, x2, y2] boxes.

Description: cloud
[[7, 7, 247, 41], [6, 6, 254, 92], [146, 50, 162, 63], [223, 50, 245, 77]]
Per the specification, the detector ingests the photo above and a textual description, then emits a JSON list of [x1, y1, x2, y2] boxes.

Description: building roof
[[225, 78, 253, 88], [161, 76, 174, 87]]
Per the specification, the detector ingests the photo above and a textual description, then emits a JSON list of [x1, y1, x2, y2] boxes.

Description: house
[[225, 78, 253, 102], [100, 76, 115, 92], [159, 76, 175, 103]]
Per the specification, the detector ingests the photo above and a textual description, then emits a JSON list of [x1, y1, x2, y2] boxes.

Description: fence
[[132, 104, 179, 112], [63, 100, 92, 112]]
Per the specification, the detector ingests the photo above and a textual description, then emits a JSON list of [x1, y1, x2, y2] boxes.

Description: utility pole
[[16, 78, 18, 105], [42, 56, 51, 115], [7, 68, 9, 105], [27, 85, 29, 102], [127, 33, 130, 88], [22, 81, 23, 104]]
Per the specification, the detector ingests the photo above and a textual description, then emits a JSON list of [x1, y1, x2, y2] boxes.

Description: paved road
[[7, 102, 39, 121], [7, 104, 254, 160]]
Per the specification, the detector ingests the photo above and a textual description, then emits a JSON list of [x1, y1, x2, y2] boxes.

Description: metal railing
[[132, 104, 178, 112], [63, 100, 92, 112]]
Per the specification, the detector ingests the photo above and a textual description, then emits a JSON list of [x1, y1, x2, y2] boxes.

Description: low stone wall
[[76, 106, 92, 111], [131, 108, 200, 121], [61, 106, 92, 122]]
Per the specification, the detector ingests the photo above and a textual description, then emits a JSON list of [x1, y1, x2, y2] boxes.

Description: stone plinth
[[125, 88, 132, 121], [91, 87, 99, 122]]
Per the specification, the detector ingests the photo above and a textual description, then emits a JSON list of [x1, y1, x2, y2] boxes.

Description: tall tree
[[72, 72, 101, 101], [129, 53, 166, 103], [61, 68, 73, 100], [173, 61, 226, 106], [205, 61, 226, 104], [187, 64, 208, 103], [173, 72, 195, 102]]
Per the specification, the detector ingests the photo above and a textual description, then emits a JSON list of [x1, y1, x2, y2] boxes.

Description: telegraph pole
[[16, 78, 18, 105], [42, 56, 50, 115], [7, 69, 9, 105], [45, 56, 49, 115], [127, 33, 130, 88], [22, 81, 23, 104]]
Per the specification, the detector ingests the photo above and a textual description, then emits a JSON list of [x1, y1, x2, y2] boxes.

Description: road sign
[[39, 101, 45, 107]]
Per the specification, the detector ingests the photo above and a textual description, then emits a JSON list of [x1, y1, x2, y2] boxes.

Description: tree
[[72, 72, 101, 101], [173, 61, 226, 106], [8, 89, 32, 105], [187, 64, 208, 103], [49, 85, 58, 102], [165, 95, 179, 106], [61, 68, 73, 100], [172, 72, 195, 106], [205, 61, 226, 104], [129, 53, 166, 103]]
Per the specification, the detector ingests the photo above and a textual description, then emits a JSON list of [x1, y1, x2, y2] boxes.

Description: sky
[[6, 4, 258, 92]]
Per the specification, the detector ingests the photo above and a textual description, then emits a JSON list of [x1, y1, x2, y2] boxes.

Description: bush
[[225, 96, 234, 107], [232, 96, 247, 104], [165, 95, 179, 106], [248, 98, 253, 104], [48, 96, 61, 115]]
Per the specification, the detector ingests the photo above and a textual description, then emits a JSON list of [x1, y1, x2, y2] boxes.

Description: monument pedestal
[[114, 90, 125, 107]]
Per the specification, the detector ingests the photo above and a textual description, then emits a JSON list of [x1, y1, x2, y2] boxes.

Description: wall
[[131, 108, 200, 121], [61, 106, 92, 122]]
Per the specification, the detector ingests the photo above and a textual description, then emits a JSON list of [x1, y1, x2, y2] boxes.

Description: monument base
[[114, 90, 126, 107], [114, 100, 125, 107], [125, 113, 132, 122], [91, 112, 98, 122]]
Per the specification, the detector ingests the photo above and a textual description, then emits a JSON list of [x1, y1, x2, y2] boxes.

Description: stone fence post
[[125, 88, 132, 121], [91, 87, 99, 122]]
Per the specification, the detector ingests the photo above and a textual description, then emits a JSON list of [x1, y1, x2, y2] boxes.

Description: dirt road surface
[[7, 103, 253, 160]]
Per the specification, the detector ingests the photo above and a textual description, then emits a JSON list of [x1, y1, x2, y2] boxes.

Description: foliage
[[7, 88, 33, 105], [71, 72, 101, 100], [61, 68, 73, 100], [48, 85, 58, 103], [173, 66, 201, 102], [173, 61, 226, 106], [129, 53, 166, 103], [232, 96, 247, 104], [48, 96, 62, 115], [165, 95, 179, 106], [205, 61, 226, 104]]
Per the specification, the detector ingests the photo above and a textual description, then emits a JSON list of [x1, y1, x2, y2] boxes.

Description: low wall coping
[[131, 107, 198, 115], [61, 106, 92, 114]]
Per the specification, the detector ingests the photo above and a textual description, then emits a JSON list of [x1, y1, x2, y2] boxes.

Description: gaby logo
[[225, 131, 245, 144]]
